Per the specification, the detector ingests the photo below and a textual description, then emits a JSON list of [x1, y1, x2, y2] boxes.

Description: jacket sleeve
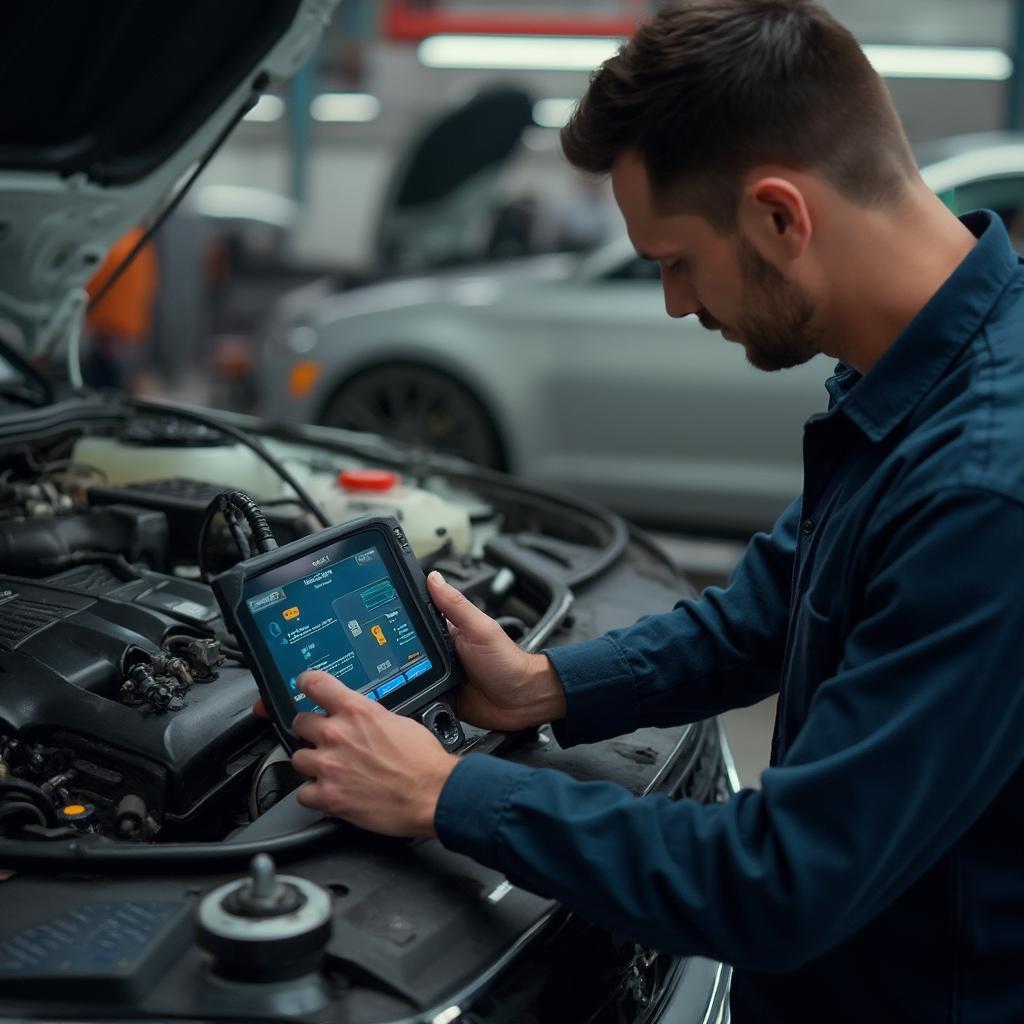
[[436, 489, 1024, 972], [546, 496, 800, 746]]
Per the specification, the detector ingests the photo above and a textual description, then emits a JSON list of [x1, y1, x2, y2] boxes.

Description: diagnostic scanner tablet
[[212, 515, 463, 752]]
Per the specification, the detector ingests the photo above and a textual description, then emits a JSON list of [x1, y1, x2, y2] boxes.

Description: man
[[84, 225, 159, 392], [265, 1, 1024, 1019]]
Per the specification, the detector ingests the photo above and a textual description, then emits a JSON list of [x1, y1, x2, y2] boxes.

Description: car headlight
[[286, 325, 319, 354]]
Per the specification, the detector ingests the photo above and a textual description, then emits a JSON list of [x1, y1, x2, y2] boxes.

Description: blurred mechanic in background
[[265, 1, 1024, 1020], [84, 225, 159, 392]]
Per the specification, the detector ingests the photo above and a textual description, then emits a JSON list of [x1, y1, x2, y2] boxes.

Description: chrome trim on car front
[[717, 721, 743, 795]]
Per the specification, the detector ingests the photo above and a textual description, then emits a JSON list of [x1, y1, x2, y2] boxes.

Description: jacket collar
[[823, 210, 1019, 442]]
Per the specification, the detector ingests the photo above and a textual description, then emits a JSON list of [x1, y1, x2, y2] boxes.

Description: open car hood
[[0, 0, 339, 360], [374, 86, 535, 273]]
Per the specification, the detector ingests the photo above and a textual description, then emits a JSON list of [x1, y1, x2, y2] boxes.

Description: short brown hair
[[561, 0, 916, 229]]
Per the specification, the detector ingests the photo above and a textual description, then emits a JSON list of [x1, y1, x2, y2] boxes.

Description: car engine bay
[[0, 396, 731, 1022]]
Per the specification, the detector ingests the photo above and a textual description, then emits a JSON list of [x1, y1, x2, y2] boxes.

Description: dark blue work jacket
[[436, 211, 1024, 1023]]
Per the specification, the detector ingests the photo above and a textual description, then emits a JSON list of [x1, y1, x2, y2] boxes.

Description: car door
[[532, 248, 831, 534]]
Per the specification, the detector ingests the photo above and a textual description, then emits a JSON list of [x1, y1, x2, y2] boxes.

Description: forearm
[[437, 756, 797, 969], [545, 498, 799, 745]]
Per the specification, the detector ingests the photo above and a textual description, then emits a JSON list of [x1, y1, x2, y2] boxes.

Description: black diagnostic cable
[[128, 398, 331, 531], [197, 489, 277, 583]]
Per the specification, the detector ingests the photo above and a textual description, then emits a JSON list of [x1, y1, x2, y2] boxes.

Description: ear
[[737, 175, 812, 263]]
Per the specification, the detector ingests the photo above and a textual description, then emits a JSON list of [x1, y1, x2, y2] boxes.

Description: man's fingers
[[427, 571, 494, 635], [295, 781, 324, 810], [298, 670, 367, 715], [292, 710, 329, 744], [252, 697, 268, 719]]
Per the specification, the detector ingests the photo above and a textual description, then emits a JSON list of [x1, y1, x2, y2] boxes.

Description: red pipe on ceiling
[[383, 4, 638, 42]]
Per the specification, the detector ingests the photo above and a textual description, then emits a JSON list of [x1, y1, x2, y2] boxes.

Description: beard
[[722, 236, 824, 372]]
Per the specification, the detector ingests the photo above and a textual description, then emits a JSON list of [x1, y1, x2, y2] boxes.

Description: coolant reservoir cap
[[338, 469, 400, 491]]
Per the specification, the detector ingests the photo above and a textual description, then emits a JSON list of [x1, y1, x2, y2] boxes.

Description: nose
[[660, 271, 701, 319]]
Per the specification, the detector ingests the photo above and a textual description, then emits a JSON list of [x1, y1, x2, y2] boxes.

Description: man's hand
[[427, 570, 567, 731], [286, 671, 459, 837]]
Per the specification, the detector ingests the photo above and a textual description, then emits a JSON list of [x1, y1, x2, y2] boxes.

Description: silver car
[[258, 132, 1024, 535]]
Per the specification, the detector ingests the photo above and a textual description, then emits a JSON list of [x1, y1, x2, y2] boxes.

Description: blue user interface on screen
[[244, 545, 432, 713]]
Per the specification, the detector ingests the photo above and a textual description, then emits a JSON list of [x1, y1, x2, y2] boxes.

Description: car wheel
[[320, 363, 506, 469]]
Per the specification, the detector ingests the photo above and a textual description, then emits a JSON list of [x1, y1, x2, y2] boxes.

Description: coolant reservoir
[[306, 469, 471, 559], [72, 435, 284, 498]]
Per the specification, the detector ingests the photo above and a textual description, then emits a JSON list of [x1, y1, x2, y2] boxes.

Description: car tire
[[319, 363, 506, 469]]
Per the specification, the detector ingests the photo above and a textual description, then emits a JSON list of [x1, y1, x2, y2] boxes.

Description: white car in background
[[259, 132, 1024, 536]]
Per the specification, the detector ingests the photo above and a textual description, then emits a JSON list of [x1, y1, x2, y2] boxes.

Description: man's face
[[610, 152, 823, 371]]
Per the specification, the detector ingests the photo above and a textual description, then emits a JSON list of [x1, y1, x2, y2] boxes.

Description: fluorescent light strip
[[244, 95, 285, 122], [532, 98, 577, 128], [418, 34, 621, 71], [419, 34, 1011, 82], [863, 45, 1012, 81], [310, 93, 381, 123]]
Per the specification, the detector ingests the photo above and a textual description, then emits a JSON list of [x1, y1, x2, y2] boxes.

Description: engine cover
[[0, 567, 264, 827]]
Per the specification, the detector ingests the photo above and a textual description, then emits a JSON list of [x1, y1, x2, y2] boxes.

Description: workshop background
[[90, 0, 1024, 785]]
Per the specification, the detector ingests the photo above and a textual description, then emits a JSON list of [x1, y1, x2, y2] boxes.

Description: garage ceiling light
[[419, 34, 1011, 82], [311, 93, 381, 122], [862, 45, 1012, 81], [418, 35, 622, 71], [244, 95, 285, 122]]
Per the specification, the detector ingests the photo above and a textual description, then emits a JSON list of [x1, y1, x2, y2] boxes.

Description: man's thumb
[[427, 571, 489, 633]]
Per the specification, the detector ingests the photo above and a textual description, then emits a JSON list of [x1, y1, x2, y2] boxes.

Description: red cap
[[338, 468, 400, 491]]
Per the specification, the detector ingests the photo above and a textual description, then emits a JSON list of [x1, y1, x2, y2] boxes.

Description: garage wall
[[194, 1, 1016, 269]]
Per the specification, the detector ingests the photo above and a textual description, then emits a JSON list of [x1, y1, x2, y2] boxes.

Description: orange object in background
[[288, 359, 322, 398], [85, 226, 159, 342]]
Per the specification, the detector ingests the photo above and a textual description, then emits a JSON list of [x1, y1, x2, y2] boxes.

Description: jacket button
[[801, 519, 814, 535]]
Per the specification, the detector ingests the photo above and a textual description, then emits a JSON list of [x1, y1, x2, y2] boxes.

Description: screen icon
[[283, 606, 300, 621], [371, 624, 387, 646], [268, 621, 282, 638], [348, 619, 363, 637], [361, 580, 396, 610]]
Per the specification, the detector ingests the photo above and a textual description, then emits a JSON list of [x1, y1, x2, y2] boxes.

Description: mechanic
[[262, 1, 1024, 1019]]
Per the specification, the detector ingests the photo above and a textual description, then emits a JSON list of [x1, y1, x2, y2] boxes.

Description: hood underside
[[0, 0, 338, 358]]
